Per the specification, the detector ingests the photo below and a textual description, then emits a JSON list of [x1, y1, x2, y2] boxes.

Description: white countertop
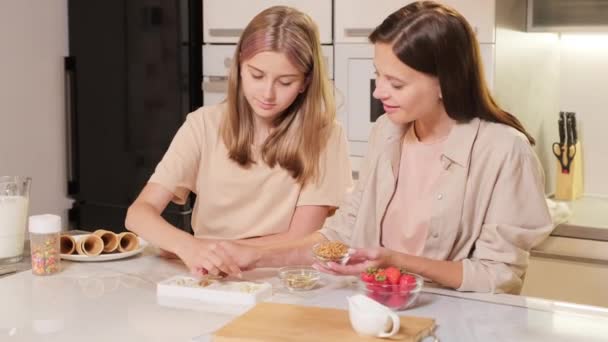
[[552, 196, 608, 241], [1, 247, 608, 342]]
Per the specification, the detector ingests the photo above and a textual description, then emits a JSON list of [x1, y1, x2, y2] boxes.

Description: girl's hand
[[158, 248, 179, 259], [314, 247, 393, 275], [176, 238, 243, 277], [217, 241, 262, 271]]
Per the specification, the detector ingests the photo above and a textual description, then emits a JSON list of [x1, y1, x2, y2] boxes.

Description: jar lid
[[28, 214, 61, 234]]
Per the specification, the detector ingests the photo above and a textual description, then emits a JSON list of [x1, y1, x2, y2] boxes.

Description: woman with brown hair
[[125, 6, 352, 277], [218, 1, 553, 294]]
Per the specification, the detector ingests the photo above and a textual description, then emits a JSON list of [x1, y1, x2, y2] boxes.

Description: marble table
[[1, 247, 607, 342]]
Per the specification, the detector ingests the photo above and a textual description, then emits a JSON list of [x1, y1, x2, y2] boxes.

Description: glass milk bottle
[[29, 214, 61, 275], [0, 176, 31, 265]]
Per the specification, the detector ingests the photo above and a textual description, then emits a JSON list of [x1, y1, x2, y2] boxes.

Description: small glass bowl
[[358, 273, 423, 311], [278, 266, 321, 291], [311, 242, 350, 266]]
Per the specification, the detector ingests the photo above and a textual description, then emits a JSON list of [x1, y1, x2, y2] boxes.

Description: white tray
[[157, 275, 273, 306], [61, 235, 147, 262]]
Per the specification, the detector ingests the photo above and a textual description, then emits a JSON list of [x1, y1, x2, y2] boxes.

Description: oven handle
[[344, 28, 373, 37], [202, 77, 228, 93]]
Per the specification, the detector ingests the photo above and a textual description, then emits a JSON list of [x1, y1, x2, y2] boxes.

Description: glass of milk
[[0, 176, 31, 265]]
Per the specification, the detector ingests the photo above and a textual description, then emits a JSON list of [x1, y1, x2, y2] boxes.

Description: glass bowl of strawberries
[[358, 266, 423, 311]]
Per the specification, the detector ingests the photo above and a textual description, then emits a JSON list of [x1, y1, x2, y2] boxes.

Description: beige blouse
[[320, 115, 553, 294], [149, 103, 353, 239]]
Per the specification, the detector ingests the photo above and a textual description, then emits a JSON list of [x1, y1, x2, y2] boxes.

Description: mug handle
[[378, 310, 400, 338]]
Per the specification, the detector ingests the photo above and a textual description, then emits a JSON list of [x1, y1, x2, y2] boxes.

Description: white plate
[[61, 235, 148, 262]]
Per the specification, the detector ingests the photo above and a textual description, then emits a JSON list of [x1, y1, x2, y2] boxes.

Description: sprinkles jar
[[29, 214, 61, 276]]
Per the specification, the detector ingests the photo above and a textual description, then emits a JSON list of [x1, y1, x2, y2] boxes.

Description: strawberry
[[386, 293, 406, 309], [360, 271, 375, 283], [366, 267, 378, 274], [365, 279, 378, 292], [374, 272, 387, 283], [384, 266, 401, 285], [399, 274, 417, 292], [372, 272, 385, 287], [373, 272, 394, 294], [367, 290, 384, 303]]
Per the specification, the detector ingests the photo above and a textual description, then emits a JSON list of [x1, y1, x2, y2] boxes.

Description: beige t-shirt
[[381, 127, 446, 255], [149, 103, 353, 239]]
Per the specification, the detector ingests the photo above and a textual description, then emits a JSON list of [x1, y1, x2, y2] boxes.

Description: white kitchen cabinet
[[203, 0, 332, 44], [202, 45, 233, 107], [479, 43, 495, 91], [202, 45, 334, 107], [334, 0, 495, 44], [334, 0, 406, 44], [443, 0, 496, 43]]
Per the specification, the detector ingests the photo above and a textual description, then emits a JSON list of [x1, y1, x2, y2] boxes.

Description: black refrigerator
[[65, 0, 201, 233]]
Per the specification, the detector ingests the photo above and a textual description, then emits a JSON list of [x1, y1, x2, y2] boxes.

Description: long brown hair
[[221, 6, 335, 185], [369, 1, 535, 144]]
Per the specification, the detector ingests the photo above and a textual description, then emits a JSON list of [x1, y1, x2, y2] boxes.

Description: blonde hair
[[220, 6, 335, 185]]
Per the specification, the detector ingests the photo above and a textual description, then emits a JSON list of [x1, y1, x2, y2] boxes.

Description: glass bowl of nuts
[[278, 266, 321, 291], [312, 241, 351, 266]]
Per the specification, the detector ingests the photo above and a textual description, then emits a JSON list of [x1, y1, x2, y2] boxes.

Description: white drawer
[[203, 0, 332, 44], [203, 45, 334, 79], [334, 0, 407, 44], [202, 76, 228, 107], [334, 0, 495, 44]]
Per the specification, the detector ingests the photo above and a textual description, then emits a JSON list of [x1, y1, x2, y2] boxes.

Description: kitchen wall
[[559, 34, 608, 198], [493, 2, 561, 195], [0, 0, 72, 224]]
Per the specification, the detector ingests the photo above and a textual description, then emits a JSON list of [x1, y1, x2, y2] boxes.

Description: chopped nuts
[[314, 241, 349, 260], [169, 277, 264, 293], [284, 273, 316, 290]]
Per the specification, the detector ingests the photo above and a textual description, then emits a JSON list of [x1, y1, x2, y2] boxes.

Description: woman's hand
[[314, 247, 394, 275], [176, 238, 243, 277]]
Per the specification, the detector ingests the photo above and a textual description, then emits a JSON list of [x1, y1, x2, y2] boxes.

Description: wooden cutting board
[[212, 302, 435, 342]]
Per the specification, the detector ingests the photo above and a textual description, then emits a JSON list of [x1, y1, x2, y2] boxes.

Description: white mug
[[348, 294, 400, 338]]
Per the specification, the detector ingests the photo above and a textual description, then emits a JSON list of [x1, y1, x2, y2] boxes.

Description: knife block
[[555, 141, 583, 201]]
